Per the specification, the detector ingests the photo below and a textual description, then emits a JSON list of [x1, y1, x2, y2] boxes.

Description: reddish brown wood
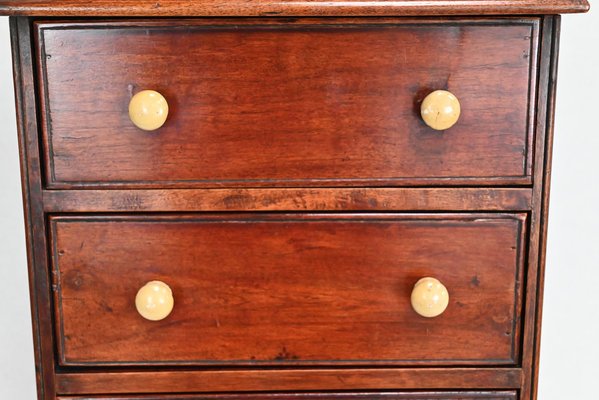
[[56, 391, 518, 400], [42, 188, 533, 213], [0, 0, 590, 17], [4, 9, 574, 400], [51, 213, 526, 366], [37, 19, 537, 188], [55, 368, 523, 394], [10, 16, 56, 400], [521, 15, 561, 400]]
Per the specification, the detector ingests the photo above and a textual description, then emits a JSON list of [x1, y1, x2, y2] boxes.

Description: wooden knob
[[135, 280, 174, 321], [410, 277, 449, 318], [128, 90, 169, 131], [420, 90, 461, 130]]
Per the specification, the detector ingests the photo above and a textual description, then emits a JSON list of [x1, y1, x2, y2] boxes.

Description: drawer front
[[57, 392, 518, 399], [51, 213, 525, 366], [38, 19, 537, 188]]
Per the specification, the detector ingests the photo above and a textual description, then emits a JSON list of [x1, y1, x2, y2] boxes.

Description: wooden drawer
[[50, 213, 526, 366], [38, 18, 538, 188], [57, 391, 518, 399]]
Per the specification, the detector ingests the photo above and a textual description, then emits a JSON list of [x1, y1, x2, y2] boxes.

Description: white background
[[0, 10, 597, 399]]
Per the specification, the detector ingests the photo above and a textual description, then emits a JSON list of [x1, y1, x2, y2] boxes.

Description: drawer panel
[[38, 19, 537, 188], [57, 392, 518, 399], [51, 213, 526, 366]]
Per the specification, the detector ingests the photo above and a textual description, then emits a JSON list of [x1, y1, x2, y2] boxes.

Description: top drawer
[[37, 18, 538, 189]]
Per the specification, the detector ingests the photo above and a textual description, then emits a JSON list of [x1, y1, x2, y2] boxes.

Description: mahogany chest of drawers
[[0, 0, 589, 399]]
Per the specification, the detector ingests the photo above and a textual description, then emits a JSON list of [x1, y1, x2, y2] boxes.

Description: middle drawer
[[50, 213, 526, 367]]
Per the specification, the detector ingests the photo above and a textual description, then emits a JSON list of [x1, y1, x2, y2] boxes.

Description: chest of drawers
[[0, 0, 589, 399]]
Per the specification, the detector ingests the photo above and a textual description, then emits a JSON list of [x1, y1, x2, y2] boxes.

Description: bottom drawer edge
[[57, 391, 518, 399], [55, 368, 522, 395]]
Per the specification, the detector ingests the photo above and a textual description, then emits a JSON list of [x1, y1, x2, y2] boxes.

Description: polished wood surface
[[38, 19, 537, 188], [41, 188, 533, 213], [51, 213, 525, 366], [57, 391, 518, 399], [56, 368, 523, 394], [0, 0, 590, 17], [11, 17, 57, 399], [6, 10, 573, 400], [521, 15, 561, 400]]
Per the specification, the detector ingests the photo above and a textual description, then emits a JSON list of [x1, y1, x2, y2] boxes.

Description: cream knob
[[128, 90, 169, 131], [135, 280, 174, 321], [420, 90, 461, 130], [410, 277, 449, 318]]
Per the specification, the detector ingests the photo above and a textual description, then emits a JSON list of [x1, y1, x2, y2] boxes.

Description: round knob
[[410, 277, 449, 318], [420, 90, 461, 130], [135, 280, 174, 321], [128, 90, 169, 131]]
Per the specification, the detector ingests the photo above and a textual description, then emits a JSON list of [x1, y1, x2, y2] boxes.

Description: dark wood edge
[[48, 219, 65, 381], [529, 15, 561, 400], [56, 391, 519, 400], [510, 209, 529, 365], [33, 16, 542, 28], [10, 15, 56, 400], [526, 19, 541, 178], [58, 359, 521, 368], [33, 21, 54, 189], [0, 0, 590, 17], [32, 16, 538, 190], [55, 368, 524, 395], [48, 212, 528, 223], [519, 15, 559, 400], [43, 178, 535, 190], [42, 188, 533, 213]]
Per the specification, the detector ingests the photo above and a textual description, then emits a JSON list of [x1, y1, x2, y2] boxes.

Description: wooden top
[[0, 0, 590, 17]]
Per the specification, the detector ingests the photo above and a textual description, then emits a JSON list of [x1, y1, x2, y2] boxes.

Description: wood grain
[[51, 213, 526, 366], [4, 8, 572, 400], [56, 391, 518, 400], [56, 368, 523, 394], [37, 19, 537, 188], [0, 0, 590, 17], [520, 15, 561, 400], [42, 188, 533, 213], [56, 368, 522, 395], [10, 16, 56, 400]]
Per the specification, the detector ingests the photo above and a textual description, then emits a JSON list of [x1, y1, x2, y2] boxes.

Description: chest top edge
[[0, 0, 591, 18]]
